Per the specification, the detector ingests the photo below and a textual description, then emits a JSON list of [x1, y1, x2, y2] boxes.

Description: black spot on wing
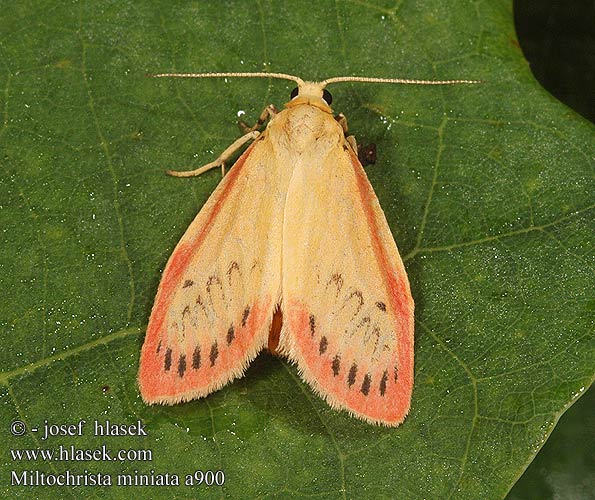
[[210, 343, 219, 367], [380, 370, 388, 396], [242, 306, 251, 327], [164, 348, 172, 372], [227, 324, 235, 345], [156, 341, 162, 354], [183, 279, 194, 288], [178, 354, 186, 377], [192, 346, 201, 369], [309, 314, 316, 336], [332, 355, 340, 376], [376, 301, 386, 312], [348, 364, 358, 387], [319, 336, 328, 354], [361, 374, 371, 396]]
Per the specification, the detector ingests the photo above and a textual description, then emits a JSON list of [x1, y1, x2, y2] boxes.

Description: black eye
[[290, 87, 299, 99], [322, 89, 333, 105]]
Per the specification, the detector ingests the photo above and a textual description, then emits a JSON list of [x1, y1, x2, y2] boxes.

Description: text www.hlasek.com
[[11, 445, 152, 462]]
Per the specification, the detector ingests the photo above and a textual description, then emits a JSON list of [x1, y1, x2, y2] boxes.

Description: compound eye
[[322, 89, 333, 105], [290, 87, 299, 99]]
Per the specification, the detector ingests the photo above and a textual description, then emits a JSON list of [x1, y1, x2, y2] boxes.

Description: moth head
[[285, 82, 333, 113]]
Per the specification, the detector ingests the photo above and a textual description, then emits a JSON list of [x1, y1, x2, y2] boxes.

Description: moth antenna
[[321, 76, 482, 86], [148, 72, 305, 86]]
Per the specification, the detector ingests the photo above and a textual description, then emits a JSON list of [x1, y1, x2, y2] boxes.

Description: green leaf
[[506, 383, 595, 500], [508, 1, 595, 497], [1, 1, 594, 499]]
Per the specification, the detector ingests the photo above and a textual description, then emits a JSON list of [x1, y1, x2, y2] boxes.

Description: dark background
[[507, 1, 595, 498]]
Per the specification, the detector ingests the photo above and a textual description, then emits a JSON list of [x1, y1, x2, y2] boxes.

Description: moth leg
[[335, 112, 358, 153], [239, 104, 278, 133], [166, 130, 260, 178], [335, 113, 349, 134], [346, 135, 358, 155]]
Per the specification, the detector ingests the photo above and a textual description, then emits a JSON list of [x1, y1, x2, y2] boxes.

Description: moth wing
[[139, 138, 284, 404], [280, 145, 414, 426]]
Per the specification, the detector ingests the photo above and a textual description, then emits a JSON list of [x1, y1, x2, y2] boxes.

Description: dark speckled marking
[[178, 354, 187, 377], [394, 366, 398, 382], [376, 301, 386, 312], [361, 374, 371, 396], [206, 275, 224, 304], [332, 355, 340, 376], [350, 290, 364, 307], [380, 370, 388, 396], [227, 324, 235, 345], [328, 273, 344, 296], [309, 314, 316, 336], [192, 346, 201, 369], [348, 364, 358, 387], [206, 275, 221, 290], [183, 279, 194, 288], [319, 336, 328, 354], [357, 316, 371, 327], [242, 306, 251, 327], [156, 341, 162, 354], [164, 348, 172, 372], [345, 290, 365, 318], [210, 343, 219, 366], [226, 261, 240, 282]]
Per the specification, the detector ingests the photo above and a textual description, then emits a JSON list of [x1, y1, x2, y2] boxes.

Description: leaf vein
[[79, 9, 136, 324], [418, 320, 478, 499], [0, 326, 142, 384], [405, 202, 595, 260]]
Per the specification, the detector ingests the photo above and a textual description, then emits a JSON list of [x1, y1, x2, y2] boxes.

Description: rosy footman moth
[[138, 72, 479, 426]]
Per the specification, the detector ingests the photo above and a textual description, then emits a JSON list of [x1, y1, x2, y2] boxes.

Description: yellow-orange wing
[[139, 138, 287, 404], [280, 143, 414, 426]]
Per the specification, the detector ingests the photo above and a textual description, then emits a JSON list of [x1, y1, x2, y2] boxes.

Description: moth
[[138, 71, 478, 426]]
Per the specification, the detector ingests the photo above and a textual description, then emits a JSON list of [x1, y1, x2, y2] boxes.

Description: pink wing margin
[[139, 141, 278, 404], [282, 149, 414, 426]]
